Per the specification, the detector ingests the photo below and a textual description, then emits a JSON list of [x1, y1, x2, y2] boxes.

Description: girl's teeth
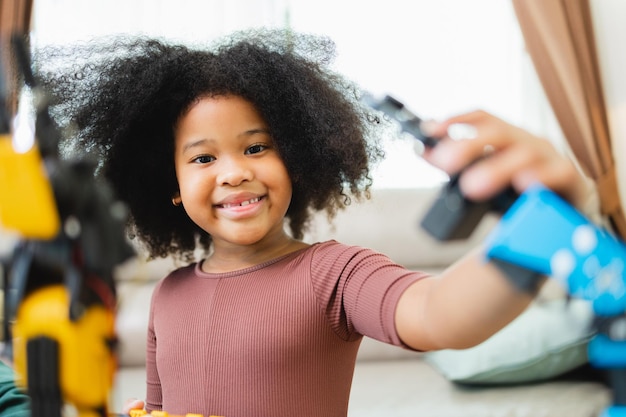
[[223, 197, 260, 208]]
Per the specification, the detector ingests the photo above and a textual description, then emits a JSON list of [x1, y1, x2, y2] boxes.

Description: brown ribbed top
[[145, 240, 427, 417]]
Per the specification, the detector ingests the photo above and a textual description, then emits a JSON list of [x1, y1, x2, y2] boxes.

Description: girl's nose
[[215, 157, 254, 186]]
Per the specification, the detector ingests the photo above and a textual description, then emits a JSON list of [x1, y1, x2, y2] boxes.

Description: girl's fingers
[[423, 110, 586, 204], [424, 112, 525, 174], [122, 398, 145, 414], [458, 139, 554, 200]]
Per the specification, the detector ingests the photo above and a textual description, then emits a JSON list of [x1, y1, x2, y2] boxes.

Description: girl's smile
[[214, 193, 266, 220]]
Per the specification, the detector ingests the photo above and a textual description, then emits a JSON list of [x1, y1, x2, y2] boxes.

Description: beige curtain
[[0, 0, 33, 116], [512, 0, 626, 239]]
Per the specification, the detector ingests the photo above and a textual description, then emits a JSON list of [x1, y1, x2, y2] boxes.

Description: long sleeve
[[0, 362, 30, 417]]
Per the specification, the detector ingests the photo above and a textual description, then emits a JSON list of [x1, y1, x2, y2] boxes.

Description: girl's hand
[[122, 398, 145, 415], [422, 110, 591, 209]]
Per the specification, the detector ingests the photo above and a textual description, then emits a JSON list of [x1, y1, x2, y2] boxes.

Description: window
[[30, 0, 561, 189]]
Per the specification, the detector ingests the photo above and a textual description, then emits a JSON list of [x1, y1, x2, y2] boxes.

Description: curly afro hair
[[36, 29, 385, 262]]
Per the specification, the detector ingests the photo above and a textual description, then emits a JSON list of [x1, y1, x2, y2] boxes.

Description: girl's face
[[174, 95, 293, 249]]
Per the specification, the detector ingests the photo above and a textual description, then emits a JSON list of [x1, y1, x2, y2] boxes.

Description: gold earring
[[172, 195, 182, 206]]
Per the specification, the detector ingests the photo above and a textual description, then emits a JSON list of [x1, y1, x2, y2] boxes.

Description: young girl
[[38, 29, 592, 417]]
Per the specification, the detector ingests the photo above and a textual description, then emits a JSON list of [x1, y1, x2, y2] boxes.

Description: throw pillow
[[424, 298, 594, 385]]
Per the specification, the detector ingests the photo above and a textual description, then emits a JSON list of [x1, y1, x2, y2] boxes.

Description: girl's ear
[[171, 192, 182, 206]]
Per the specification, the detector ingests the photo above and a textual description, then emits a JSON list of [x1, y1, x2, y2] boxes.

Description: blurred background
[[28, 0, 562, 190]]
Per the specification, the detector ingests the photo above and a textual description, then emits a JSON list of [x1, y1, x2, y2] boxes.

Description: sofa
[[111, 187, 612, 416]]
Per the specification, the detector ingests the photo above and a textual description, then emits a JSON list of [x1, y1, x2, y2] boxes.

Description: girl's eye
[[192, 155, 215, 164], [245, 144, 269, 155]]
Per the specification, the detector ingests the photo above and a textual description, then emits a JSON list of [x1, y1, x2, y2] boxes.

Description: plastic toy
[[1, 35, 134, 417], [485, 184, 626, 417], [362, 94, 519, 241]]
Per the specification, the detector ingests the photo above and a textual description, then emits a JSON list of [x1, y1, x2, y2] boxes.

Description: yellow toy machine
[[0, 35, 134, 417]]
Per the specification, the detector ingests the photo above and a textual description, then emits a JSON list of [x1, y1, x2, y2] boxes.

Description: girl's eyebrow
[[244, 128, 271, 136], [181, 129, 271, 153], [182, 138, 211, 153]]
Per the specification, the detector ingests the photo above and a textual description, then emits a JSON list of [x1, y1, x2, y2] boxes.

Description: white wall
[[591, 0, 626, 211], [27, 0, 558, 189]]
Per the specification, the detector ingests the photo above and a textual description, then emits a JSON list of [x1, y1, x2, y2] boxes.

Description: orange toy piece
[[129, 410, 223, 417]]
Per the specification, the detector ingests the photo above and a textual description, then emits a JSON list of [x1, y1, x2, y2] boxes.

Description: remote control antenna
[[362, 93, 439, 148]]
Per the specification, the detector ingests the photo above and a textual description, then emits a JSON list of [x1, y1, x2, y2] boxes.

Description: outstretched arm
[[394, 110, 594, 351]]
